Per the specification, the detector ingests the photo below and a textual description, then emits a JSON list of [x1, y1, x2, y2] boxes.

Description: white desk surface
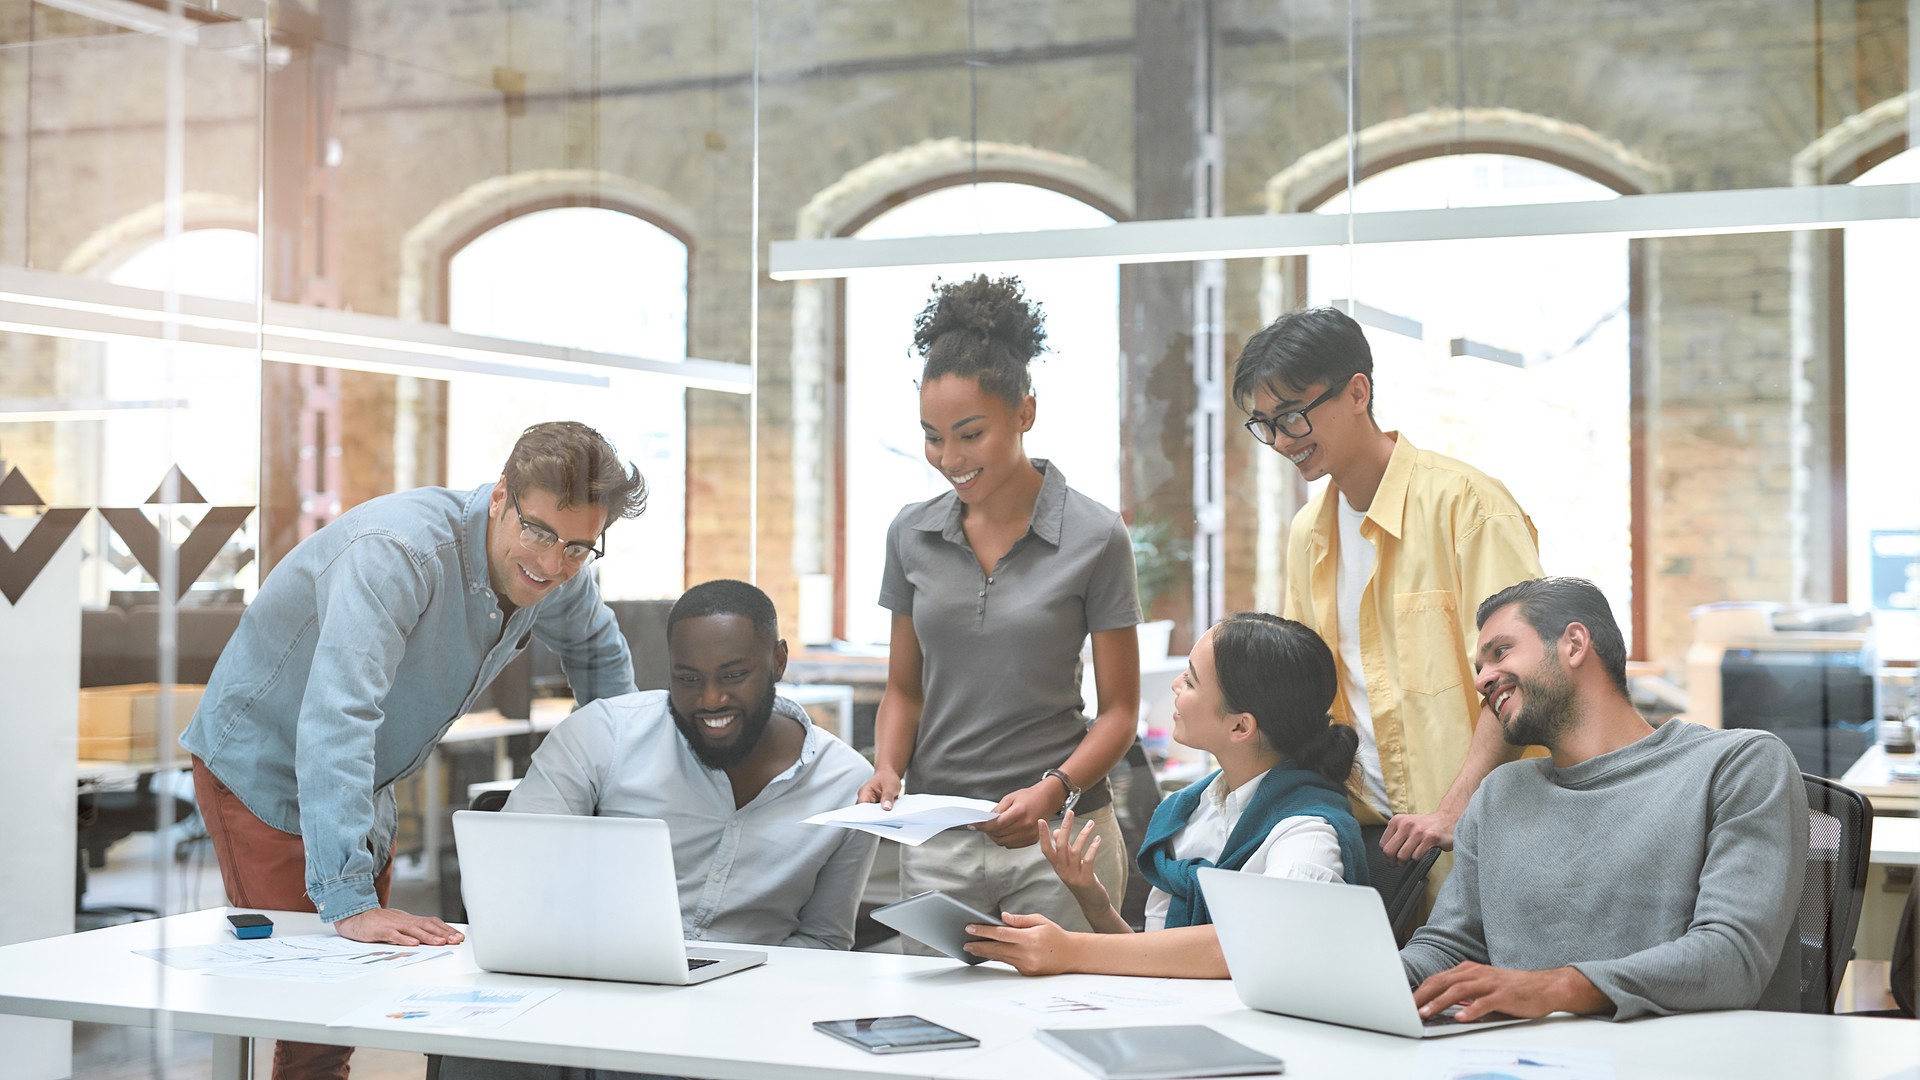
[[1, 909, 1914, 1080], [1841, 745, 1919, 815], [1871, 814, 1919, 867], [75, 758, 187, 790]]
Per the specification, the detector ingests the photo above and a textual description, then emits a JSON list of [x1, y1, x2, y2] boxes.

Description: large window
[[97, 228, 262, 603], [841, 182, 1120, 645], [1306, 154, 1633, 645], [1845, 147, 1920, 660], [446, 206, 690, 600]]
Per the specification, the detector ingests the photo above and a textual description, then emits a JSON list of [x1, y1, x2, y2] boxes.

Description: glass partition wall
[[0, 1, 1913, 1075]]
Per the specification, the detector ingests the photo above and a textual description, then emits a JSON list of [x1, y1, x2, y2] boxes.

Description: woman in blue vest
[[962, 611, 1366, 976]]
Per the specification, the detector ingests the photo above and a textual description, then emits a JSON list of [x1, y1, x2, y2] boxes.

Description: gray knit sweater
[[1401, 719, 1808, 1019]]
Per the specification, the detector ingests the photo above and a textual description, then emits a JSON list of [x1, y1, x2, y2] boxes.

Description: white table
[[0, 909, 1914, 1080], [1871, 815, 1919, 868], [1840, 745, 1918, 815]]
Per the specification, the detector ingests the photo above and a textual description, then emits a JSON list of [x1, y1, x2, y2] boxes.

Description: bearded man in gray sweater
[[1401, 577, 1808, 1022]]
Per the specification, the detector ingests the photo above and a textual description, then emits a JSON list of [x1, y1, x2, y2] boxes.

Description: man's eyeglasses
[[510, 490, 605, 565], [1242, 380, 1349, 446]]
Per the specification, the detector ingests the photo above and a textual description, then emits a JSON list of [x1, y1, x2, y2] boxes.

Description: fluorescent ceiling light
[[0, 397, 190, 423], [0, 265, 751, 393], [33, 0, 200, 41], [769, 182, 1920, 280]]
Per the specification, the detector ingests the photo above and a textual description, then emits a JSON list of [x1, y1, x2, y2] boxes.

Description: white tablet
[[869, 890, 1005, 964]]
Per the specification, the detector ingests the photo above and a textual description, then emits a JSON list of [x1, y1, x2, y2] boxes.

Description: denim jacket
[[181, 483, 636, 922]]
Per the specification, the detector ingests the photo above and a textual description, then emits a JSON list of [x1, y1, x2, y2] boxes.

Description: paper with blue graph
[[328, 985, 561, 1030]]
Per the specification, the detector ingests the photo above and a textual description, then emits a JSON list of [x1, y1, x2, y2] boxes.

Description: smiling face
[[1169, 626, 1243, 755], [1475, 603, 1580, 750], [919, 373, 1035, 506], [667, 613, 788, 771], [1248, 374, 1365, 484], [485, 481, 607, 608]]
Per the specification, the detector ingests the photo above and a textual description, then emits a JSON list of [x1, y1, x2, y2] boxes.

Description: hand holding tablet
[[868, 890, 1005, 964]]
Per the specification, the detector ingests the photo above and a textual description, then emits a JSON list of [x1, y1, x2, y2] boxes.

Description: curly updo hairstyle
[[912, 274, 1048, 408], [1210, 611, 1359, 784]]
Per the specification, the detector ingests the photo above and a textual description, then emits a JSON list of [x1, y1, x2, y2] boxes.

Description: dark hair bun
[[1295, 722, 1360, 784], [913, 275, 1046, 358], [911, 275, 1047, 406]]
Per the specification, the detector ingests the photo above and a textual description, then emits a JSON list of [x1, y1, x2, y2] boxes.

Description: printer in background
[[1684, 602, 1879, 779]]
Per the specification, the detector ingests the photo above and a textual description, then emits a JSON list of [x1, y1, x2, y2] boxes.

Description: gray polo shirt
[[879, 460, 1140, 813]]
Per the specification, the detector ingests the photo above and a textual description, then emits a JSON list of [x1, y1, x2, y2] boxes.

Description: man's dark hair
[[668, 579, 779, 643], [1229, 306, 1375, 417], [501, 421, 648, 528], [1475, 577, 1629, 697]]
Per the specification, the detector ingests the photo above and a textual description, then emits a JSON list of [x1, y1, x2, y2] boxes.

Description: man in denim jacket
[[181, 421, 646, 1080]]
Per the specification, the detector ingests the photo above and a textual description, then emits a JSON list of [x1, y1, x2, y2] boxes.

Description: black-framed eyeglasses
[[1242, 381, 1349, 446], [510, 490, 605, 565]]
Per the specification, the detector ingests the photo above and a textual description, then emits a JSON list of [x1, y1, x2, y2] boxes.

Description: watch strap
[[1043, 768, 1081, 813]]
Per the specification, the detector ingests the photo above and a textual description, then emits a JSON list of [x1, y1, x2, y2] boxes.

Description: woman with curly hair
[[857, 274, 1144, 941]]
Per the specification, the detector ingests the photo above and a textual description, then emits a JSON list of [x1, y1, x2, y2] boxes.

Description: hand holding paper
[[804, 794, 998, 845]]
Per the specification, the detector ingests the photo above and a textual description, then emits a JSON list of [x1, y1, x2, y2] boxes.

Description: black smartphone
[[812, 1015, 979, 1054], [226, 913, 273, 939]]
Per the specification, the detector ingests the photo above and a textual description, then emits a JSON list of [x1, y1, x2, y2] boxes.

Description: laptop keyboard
[[1423, 1005, 1517, 1027], [687, 957, 720, 971]]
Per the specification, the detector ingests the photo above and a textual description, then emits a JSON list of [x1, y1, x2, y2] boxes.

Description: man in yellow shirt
[[1232, 306, 1543, 869]]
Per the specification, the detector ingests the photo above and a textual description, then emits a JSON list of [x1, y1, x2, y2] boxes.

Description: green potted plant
[[1129, 520, 1189, 660]]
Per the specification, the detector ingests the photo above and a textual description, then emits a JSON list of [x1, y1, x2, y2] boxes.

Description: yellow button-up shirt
[[1284, 433, 1543, 821]]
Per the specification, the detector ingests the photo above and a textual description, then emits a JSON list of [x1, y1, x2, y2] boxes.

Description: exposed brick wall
[[0, 0, 1909, 680]]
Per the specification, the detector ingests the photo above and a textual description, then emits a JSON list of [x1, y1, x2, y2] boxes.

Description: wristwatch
[[1042, 768, 1082, 814]]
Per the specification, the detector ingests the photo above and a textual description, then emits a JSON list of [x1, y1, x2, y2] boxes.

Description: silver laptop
[[452, 811, 766, 985], [1199, 868, 1530, 1038]]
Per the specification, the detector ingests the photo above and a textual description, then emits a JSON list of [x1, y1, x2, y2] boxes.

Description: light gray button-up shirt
[[502, 690, 878, 951], [879, 460, 1140, 813], [182, 482, 635, 923]]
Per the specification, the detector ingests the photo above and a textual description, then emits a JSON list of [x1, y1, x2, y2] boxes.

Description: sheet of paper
[[1417, 1045, 1616, 1080], [802, 793, 998, 845], [977, 979, 1198, 1018], [136, 933, 450, 982], [328, 985, 560, 1030]]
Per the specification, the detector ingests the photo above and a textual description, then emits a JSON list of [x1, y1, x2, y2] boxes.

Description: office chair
[[1797, 773, 1872, 1013], [1111, 739, 1165, 930], [76, 773, 200, 929], [437, 786, 515, 923], [1891, 873, 1916, 1017], [1360, 823, 1444, 948]]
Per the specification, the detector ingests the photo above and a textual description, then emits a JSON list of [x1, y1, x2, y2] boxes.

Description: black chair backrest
[[1798, 774, 1872, 1013], [1360, 823, 1443, 948], [470, 787, 512, 813], [1109, 740, 1164, 930], [1891, 871, 1917, 1017]]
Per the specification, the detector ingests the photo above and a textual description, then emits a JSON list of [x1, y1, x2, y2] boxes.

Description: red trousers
[[193, 756, 394, 1080]]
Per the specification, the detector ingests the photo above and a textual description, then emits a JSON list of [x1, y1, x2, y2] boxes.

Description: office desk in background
[[1841, 745, 1918, 816], [1, 909, 1915, 1080], [1841, 746, 1919, 961]]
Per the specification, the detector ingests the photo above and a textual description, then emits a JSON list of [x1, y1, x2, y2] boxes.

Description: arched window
[[96, 227, 261, 601], [103, 228, 261, 503], [445, 206, 689, 601], [1305, 154, 1634, 647], [1845, 147, 1919, 660], [840, 182, 1120, 646]]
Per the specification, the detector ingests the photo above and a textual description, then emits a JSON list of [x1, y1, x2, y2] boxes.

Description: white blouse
[[1143, 769, 1347, 932]]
